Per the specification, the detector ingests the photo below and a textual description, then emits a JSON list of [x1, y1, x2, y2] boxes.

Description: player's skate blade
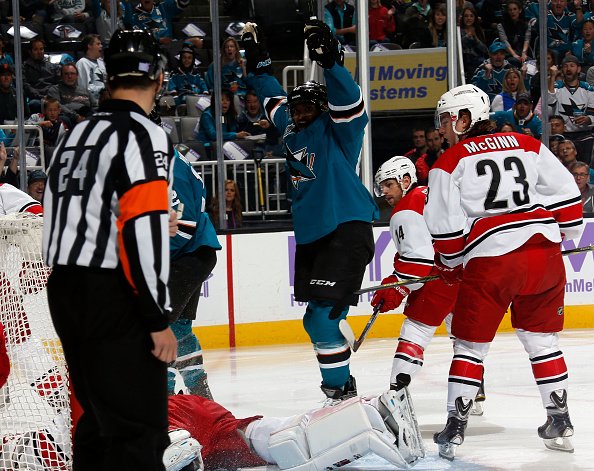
[[470, 400, 484, 416], [539, 415, 574, 453], [433, 397, 472, 461], [538, 390, 574, 453], [542, 435, 574, 453], [436, 442, 458, 461], [470, 377, 485, 416], [433, 416, 466, 461]]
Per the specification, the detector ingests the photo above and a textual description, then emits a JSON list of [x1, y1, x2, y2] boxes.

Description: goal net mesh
[[0, 213, 72, 470]]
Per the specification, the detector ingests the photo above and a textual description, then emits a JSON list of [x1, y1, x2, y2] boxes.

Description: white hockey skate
[[538, 390, 574, 453], [433, 396, 472, 461]]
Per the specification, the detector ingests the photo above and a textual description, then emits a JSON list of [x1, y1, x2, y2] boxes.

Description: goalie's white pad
[[9, 336, 67, 407], [0, 411, 71, 471], [266, 396, 414, 470], [163, 429, 204, 471]]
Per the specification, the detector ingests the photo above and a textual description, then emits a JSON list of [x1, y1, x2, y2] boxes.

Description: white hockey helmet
[[435, 84, 490, 135], [374, 156, 418, 197]]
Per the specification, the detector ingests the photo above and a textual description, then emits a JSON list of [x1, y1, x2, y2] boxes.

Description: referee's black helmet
[[105, 29, 165, 82], [287, 81, 329, 115]]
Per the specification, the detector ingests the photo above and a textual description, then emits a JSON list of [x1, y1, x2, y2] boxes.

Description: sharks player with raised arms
[[425, 84, 583, 460], [240, 21, 378, 402]]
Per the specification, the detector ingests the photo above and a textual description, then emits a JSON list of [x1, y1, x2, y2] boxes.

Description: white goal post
[[0, 213, 74, 470]]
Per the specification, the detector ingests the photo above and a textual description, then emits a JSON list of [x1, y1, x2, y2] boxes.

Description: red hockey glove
[[371, 275, 410, 312], [434, 256, 463, 286]]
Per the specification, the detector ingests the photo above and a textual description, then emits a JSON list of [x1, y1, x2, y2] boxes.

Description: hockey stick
[[339, 301, 382, 352], [562, 244, 594, 256], [305, 0, 317, 19], [354, 275, 439, 296], [355, 244, 594, 296], [342, 243, 594, 353]]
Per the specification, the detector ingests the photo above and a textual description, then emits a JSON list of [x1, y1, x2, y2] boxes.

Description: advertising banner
[[343, 48, 448, 112], [195, 219, 594, 346], [562, 219, 594, 304]]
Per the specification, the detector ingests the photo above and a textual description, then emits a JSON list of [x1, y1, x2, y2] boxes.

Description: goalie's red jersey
[[167, 394, 267, 470]]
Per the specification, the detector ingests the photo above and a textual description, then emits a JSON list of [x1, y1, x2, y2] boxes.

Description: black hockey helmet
[[105, 29, 165, 81], [287, 81, 329, 115]]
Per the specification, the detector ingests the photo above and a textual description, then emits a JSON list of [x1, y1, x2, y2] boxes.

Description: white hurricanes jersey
[[425, 132, 583, 267], [0, 183, 43, 215], [388, 186, 434, 291]]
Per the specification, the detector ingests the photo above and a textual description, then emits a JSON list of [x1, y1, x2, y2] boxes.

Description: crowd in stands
[[1, 0, 594, 216], [364, 0, 594, 215]]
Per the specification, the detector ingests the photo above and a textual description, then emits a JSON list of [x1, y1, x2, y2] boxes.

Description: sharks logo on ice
[[287, 146, 316, 189]]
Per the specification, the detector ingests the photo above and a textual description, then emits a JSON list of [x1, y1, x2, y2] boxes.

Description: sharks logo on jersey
[[559, 98, 587, 119], [286, 146, 316, 188]]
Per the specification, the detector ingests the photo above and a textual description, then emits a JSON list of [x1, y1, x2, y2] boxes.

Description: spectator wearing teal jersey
[[123, 0, 189, 44], [490, 91, 543, 139], [324, 0, 357, 45], [205, 37, 248, 104]]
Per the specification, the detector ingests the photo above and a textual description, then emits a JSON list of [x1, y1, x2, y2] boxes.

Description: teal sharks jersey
[[246, 64, 379, 244], [170, 150, 221, 259]]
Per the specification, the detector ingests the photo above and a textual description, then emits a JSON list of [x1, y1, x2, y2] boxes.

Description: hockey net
[[0, 213, 73, 470]]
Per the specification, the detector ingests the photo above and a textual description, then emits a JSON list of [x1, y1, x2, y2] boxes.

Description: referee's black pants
[[47, 266, 169, 471]]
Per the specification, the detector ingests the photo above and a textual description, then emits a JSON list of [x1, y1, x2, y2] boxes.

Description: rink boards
[[194, 217, 594, 348]]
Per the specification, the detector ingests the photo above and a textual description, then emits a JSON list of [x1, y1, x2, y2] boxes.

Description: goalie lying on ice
[[1, 329, 424, 471], [164, 390, 425, 471]]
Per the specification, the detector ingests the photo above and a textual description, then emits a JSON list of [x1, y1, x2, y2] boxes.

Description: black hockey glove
[[304, 19, 344, 69], [329, 303, 347, 320], [240, 22, 272, 75]]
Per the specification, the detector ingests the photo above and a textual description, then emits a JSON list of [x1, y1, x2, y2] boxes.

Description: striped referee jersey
[[42, 99, 175, 326]]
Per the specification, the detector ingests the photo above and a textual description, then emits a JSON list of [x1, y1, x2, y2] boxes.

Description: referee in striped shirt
[[42, 30, 177, 471]]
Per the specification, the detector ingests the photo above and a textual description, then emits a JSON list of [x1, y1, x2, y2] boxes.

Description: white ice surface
[[208, 330, 594, 471]]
